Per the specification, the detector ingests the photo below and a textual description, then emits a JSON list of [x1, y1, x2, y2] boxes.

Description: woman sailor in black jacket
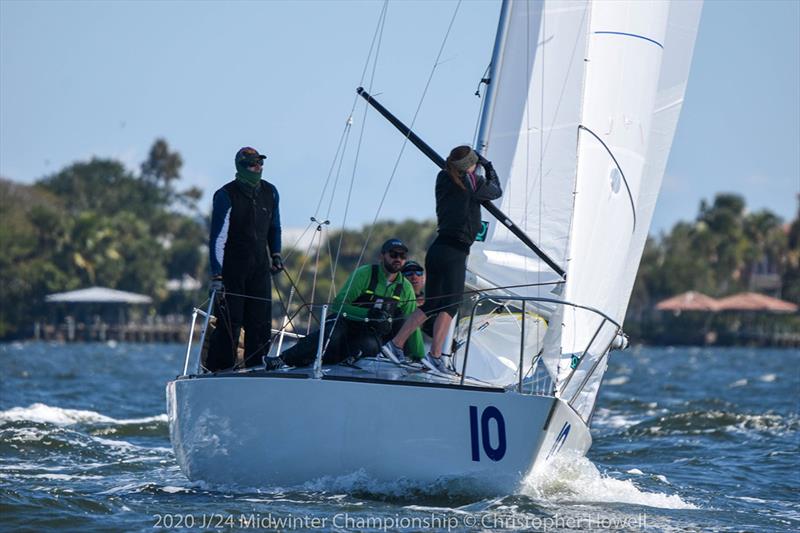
[[382, 145, 502, 373]]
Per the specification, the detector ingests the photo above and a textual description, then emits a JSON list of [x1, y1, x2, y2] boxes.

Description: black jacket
[[435, 163, 502, 247], [217, 180, 276, 276]]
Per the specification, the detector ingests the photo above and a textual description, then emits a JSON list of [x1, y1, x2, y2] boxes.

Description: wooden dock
[[34, 318, 194, 343]]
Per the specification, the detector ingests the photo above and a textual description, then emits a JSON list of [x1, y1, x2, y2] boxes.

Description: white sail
[[559, 1, 702, 419], [460, 0, 591, 389], [469, 0, 591, 295], [465, 0, 701, 413], [616, 0, 704, 319]]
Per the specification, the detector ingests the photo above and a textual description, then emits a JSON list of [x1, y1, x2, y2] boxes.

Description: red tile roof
[[715, 292, 798, 313], [655, 291, 720, 312]]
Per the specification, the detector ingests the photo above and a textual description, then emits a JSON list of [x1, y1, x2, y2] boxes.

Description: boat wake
[[184, 454, 696, 511], [300, 469, 496, 503], [522, 453, 696, 510]]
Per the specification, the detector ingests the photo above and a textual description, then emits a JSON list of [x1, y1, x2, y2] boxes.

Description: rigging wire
[[275, 228, 326, 339], [281, 220, 315, 263], [535, 0, 542, 295], [274, 1, 390, 342], [321, 0, 464, 358], [312, 118, 353, 221], [308, 0, 388, 226], [317, 1, 390, 357], [358, 0, 464, 257], [329, 2, 389, 282], [307, 217, 331, 334], [218, 279, 563, 306]]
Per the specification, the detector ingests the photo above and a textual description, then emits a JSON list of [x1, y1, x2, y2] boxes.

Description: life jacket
[[222, 179, 275, 257], [352, 265, 405, 318]]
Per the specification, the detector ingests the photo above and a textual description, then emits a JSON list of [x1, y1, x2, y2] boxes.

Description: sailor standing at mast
[[204, 146, 283, 372], [382, 146, 502, 373]]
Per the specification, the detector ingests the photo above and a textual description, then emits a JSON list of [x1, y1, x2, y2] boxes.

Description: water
[[1, 343, 797, 532]]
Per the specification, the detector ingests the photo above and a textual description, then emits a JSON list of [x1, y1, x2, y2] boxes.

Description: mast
[[476, 0, 512, 155]]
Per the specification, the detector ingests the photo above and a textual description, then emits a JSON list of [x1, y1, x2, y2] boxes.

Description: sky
[[1, 0, 798, 240]]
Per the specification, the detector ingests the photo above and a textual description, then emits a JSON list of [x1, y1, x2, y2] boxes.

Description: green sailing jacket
[[332, 264, 425, 360]]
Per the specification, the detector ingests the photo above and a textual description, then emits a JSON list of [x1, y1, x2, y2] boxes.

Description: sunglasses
[[403, 270, 424, 277], [387, 250, 407, 259]]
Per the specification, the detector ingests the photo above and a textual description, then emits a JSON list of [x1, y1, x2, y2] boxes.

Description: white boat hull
[[166, 371, 590, 494]]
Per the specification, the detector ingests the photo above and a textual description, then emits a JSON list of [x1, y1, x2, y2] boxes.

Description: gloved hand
[[270, 253, 284, 274], [209, 277, 224, 297], [477, 154, 498, 180], [366, 307, 392, 336]]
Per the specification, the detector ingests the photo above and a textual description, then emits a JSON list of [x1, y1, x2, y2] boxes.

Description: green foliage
[[0, 139, 206, 339], [0, 180, 68, 337], [783, 200, 800, 304], [2, 139, 796, 346], [38, 159, 162, 218], [628, 193, 799, 345], [632, 193, 797, 303]]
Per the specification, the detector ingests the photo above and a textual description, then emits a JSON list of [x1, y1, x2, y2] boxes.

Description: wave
[[183, 457, 695, 511], [0, 425, 171, 457], [591, 408, 646, 429], [623, 410, 797, 437], [0, 403, 166, 427], [0, 403, 172, 463], [522, 454, 696, 510], [605, 376, 630, 386], [300, 470, 494, 504], [25, 473, 105, 481]]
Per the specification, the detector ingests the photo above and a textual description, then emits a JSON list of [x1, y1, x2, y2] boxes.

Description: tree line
[[0, 140, 204, 338], [0, 141, 797, 340], [630, 193, 800, 315]]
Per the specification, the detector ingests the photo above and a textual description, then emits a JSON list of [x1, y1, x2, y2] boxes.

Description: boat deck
[[182, 357, 504, 391]]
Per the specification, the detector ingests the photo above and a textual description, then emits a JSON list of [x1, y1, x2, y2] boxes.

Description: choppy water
[[0, 343, 797, 532]]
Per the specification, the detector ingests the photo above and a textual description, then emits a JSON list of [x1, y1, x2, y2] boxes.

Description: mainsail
[[469, 0, 591, 296], [467, 0, 702, 421]]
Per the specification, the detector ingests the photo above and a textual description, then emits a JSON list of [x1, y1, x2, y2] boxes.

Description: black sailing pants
[[206, 259, 272, 372], [280, 316, 403, 368]]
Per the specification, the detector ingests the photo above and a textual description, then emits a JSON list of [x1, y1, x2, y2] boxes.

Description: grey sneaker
[[263, 356, 286, 371], [380, 341, 406, 364], [422, 352, 456, 375], [440, 354, 457, 374]]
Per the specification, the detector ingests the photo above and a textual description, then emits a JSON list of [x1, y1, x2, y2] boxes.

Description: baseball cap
[[235, 146, 266, 167], [402, 260, 424, 274], [380, 238, 408, 254]]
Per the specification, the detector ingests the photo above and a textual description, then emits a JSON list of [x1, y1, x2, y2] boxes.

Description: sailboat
[[167, 0, 702, 493]]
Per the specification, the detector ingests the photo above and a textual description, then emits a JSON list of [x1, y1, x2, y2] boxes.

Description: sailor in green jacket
[[277, 238, 424, 368]]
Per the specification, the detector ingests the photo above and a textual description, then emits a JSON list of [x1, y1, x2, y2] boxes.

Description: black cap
[[380, 238, 408, 254], [235, 146, 266, 167], [402, 260, 424, 274]]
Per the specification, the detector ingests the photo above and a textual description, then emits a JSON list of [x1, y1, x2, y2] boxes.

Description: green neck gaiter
[[235, 168, 262, 188]]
